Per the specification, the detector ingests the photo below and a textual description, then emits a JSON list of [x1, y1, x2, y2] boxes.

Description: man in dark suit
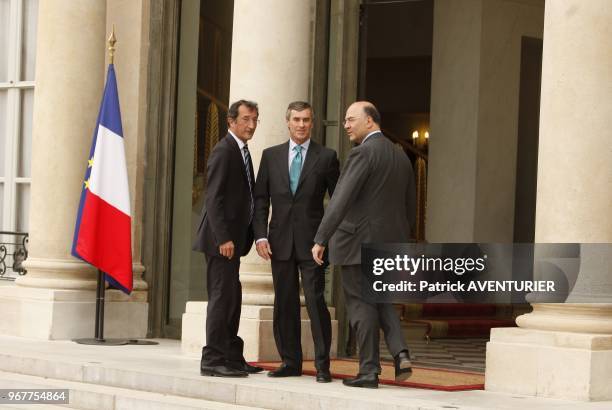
[[253, 101, 339, 383], [193, 100, 263, 377], [312, 101, 415, 388]]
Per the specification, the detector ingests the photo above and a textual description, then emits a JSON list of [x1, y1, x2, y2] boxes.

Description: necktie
[[289, 145, 302, 194], [243, 145, 254, 222]]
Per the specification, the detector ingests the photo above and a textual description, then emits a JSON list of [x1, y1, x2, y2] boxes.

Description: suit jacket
[[253, 140, 339, 261], [314, 132, 416, 265], [193, 134, 255, 257]]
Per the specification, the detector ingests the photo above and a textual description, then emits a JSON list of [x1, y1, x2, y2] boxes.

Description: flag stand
[[73, 270, 129, 345], [73, 270, 159, 346]]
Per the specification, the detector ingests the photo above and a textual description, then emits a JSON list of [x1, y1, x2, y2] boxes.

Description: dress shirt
[[229, 130, 248, 162]]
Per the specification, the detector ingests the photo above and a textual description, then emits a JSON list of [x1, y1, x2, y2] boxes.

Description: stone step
[[0, 370, 264, 410], [0, 406, 69, 410], [0, 339, 450, 410], [0, 404, 71, 410], [0, 336, 599, 410]]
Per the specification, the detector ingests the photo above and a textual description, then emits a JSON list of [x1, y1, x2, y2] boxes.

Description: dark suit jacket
[[314, 132, 416, 265], [253, 140, 339, 261], [193, 134, 255, 257]]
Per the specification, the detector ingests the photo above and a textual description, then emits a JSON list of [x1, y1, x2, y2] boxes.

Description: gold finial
[[108, 25, 117, 64]]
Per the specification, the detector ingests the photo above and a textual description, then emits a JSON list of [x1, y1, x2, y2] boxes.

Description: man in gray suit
[[312, 101, 415, 388]]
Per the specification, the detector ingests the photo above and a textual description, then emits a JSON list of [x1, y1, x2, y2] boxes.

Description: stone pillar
[[181, 0, 337, 360], [485, 0, 612, 401], [105, 0, 150, 293], [229, 0, 315, 307], [0, 0, 147, 340]]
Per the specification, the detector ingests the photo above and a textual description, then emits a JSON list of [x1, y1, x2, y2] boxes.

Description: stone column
[[106, 0, 150, 293], [0, 0, 147, 340], [485, 0, 612, 401], [181, 0, 337, 360], [229, 0, 315, 307]]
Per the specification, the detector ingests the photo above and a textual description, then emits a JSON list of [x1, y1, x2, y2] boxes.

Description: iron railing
[[0, 231, 29, 281]]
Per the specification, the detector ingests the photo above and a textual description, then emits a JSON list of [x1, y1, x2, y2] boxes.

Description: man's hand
[[256, 240, 273, 261], [312, 243, 326, 265], [219, 241, 235, 259]]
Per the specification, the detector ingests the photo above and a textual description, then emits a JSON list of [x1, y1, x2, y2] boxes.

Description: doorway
[[165, 0, 234, 338], [349, 0, 543, 372]]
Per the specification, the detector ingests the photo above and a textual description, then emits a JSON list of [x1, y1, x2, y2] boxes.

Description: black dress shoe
[[342, 373, 378, 388], [316, 370, 332, 383], [267, 364, 302, 377], [200, 364, 248, 377], [226, 360, 264, 374], [394, 350, 413, 381]]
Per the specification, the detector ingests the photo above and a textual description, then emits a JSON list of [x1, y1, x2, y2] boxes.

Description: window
[[0, 0, 37, 232]]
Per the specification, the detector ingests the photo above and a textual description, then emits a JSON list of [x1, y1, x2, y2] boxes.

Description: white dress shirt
[[229, 130, 248, 162]]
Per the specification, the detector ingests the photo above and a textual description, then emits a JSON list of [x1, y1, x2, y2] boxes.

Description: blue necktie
[[289, 145, 302, 194]]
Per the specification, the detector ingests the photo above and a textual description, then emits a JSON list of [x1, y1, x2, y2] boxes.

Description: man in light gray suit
[[312, 101, 416, 388]]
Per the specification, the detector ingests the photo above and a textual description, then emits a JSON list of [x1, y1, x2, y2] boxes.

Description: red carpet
[[254, 359, 484, 391], [401, 303, 517, 338]]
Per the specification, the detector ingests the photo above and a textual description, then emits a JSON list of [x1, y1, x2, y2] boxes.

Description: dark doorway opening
[[358, 0, 433, 148], [513, 36, 543, 243], [166, 0, 234, 338], [358, 0, 433, 242]]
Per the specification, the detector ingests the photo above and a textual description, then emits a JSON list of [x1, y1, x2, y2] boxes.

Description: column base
[[485, 327, 612, 401], [0, 283, 148, 340], [181, 302, 338, 361]]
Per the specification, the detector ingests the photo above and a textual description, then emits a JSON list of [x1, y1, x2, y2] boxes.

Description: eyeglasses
[[237, 116, 260, 125], [343, 116, 363, 125]]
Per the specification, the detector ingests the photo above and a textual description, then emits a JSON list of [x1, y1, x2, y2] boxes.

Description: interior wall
[[427, 0, 544, 242], [474, 0, 544, 242], [427, 0, 483, 242]]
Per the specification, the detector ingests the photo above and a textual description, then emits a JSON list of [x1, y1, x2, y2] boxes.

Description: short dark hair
[[285, 101, 313, 121], [363, 104, 381, 125], [228, 99, 259, 120]]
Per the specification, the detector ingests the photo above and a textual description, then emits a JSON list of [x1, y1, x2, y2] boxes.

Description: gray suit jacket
[[313, 132, 416, 265]]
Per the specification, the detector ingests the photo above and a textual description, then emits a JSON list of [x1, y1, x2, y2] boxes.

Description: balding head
[[344, 101, 381, 143]]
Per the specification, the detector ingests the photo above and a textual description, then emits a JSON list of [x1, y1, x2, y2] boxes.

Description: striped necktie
[[243, 145, 254, 222]]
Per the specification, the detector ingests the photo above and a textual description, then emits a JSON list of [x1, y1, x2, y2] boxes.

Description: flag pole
[[108, 24, 116, 65], [94, 269, 105, 340], [74, 268, 128, 345]]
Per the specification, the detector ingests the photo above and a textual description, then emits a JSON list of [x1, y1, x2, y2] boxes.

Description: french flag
[[71, 64, 132, 294]]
